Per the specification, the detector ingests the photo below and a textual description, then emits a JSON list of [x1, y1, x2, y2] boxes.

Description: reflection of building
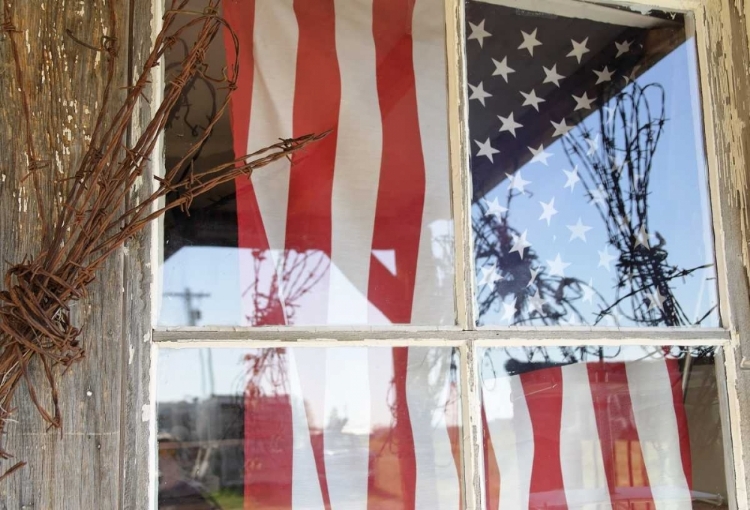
[[158, 395, 245, 493]]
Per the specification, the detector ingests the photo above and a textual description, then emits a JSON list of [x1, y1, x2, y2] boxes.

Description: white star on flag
[[567, 37, 590, 63], [603, 106, 617, 124], [615, 40, 632, 58], [527, 267, 541, 287], [510, 229, 531, 259], [562, 314, 579, 326], [506, 171, 531, 193], [624, 65, 642, 84], [474, 138, 499, 162], [478, 264, 503, 287], [551, 118, 572, 138], [498, 112, 523, 137], [468, 20, 491, 47], [528, 144, 553, 165], [598, 246, 617, 271], [543, 64, 564, 87], [539, 197, 558, 226], [615, 213, 630, 233], [573, 92, 596, 111], [610, 154, 625, 175], [484, 196, 507, 218], [529, 290, 546, 314], [589, 185, 606, 205], [648, 287, 667, 311], [567, 217, 592, 242], [520, 89, 545, 111], [603, 307, 624, 326], [582, 279, 595, 303], [594, 66, 615, 84], [634, 224, 651, 249], [585, 134, 600, 156], [492, 56, 515, 82], [500, 298, 518, 323], [518, 28, 542, 56], [469, 82, 492, 106], [563, 166, 580, 192], [547, 253, 571, 277]]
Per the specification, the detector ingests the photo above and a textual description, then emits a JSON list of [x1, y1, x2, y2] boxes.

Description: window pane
[[157, 346, 462, 509], [158, 0, 455, 327], [479, 345, 728, 508], [466, 1, 719, 327]]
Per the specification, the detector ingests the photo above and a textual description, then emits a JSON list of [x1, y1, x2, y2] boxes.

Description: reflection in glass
[[480, 345, 728, 508], [466, 1, 718, 327], [159, 0, 455, 327], [157, 347, 462, 509]]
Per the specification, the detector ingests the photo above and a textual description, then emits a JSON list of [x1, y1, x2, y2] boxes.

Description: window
[[152, 0, 741, 508]]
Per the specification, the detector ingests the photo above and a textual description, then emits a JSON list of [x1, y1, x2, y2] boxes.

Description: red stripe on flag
[[372, 347, 416, 509], [369, 0, 427, 324], [482, 403, 501, 510], [244, 354, 294, 509], [520, 366, 568, 510], [665, 357, 693, 489], [286, 0, 341, 256], [587, 362, 654, 506], [223, 0, 285, 325]]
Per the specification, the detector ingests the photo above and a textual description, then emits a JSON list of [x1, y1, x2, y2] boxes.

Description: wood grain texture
[[119, 0, 156, 507], [696, 0, 750, 507], [4, 1, 750, 509], [0, 0, 129, 508]]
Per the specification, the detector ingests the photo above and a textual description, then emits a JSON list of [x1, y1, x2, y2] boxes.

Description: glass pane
[[479, 345, 728, 508], [466, 1, 719, 327], [158, 0, 455, 327], [157, 347, 462, 509]]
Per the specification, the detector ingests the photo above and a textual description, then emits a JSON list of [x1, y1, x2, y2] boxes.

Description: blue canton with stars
[[466, 1, 719, 328]]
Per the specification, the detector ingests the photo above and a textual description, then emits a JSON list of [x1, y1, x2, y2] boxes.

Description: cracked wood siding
[[698, 0, 750, 507], [3, 1, 750, 510], [0, 0, 130, 508], [119, 0, 157, 507]]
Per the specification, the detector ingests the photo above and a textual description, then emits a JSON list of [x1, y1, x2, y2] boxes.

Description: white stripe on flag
[[483, 375, 534, 510], [288, 349, 326, 509], [327, 0, 383, 324], [410, 0, 455, 326], [245, 0, 299, 321], [406, 348, 461, 510], [626, 358, 692, 510], [247, 0, 297, 254], [324, 348, 371, 510], [560, 363, 612, 510]]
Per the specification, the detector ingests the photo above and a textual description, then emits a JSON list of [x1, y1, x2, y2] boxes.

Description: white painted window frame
[[146, 0, 749, 508]]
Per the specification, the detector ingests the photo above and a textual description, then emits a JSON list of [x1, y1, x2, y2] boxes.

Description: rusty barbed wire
[[0, 0, 325, 481]]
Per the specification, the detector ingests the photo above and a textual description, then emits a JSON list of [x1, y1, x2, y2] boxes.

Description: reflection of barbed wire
[[474, 197, 596, 326], [243, 348, 289, 403], [563, 82, 714, 326], [243, 250, 329, 326]]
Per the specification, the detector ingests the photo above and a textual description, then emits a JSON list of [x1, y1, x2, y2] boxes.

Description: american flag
[[466, 1, 719, 328], [222, 0, 455, 327], [237, 346, 702, 509], [242, 347, 463, 509], [481, 348, 696, 509]]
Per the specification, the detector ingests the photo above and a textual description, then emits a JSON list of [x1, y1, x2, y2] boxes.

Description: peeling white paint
[[129, 344, 135, 365], [141, 404, 150, 422]]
